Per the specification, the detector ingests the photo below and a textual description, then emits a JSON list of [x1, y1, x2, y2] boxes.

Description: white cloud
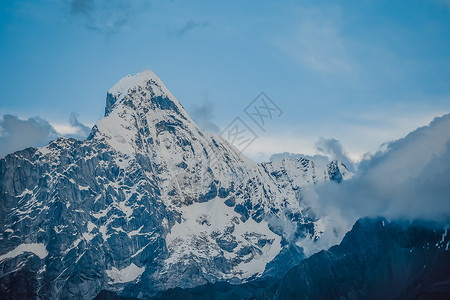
[[240, 107, 448, 163], [315, 137, 355, 172], [300, 113, 450, 254], [0, 114, 92, 158], [49, 113, 92, 139], [52, 123, 80, 135], [0, 115, 57, 158]]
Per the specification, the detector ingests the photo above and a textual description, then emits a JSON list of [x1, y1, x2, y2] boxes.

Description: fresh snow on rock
[[0, 243, 48, 261], [106, 263, 145, 284], [165, 197, 282, 280], [108, 70, 172, 104]]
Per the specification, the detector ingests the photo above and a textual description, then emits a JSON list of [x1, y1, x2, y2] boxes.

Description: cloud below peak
[[0, 115, 56, 158], [0, 114, 91, 158], [315, 137, 355, 172], [299, 113, 450, 254]]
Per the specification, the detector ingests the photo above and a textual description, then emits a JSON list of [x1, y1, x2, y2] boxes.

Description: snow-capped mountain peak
[[108, 70, 161, 98], [91, 70, 196, 157], [105, 70, 182, 116], [0, 71, 353, 299]]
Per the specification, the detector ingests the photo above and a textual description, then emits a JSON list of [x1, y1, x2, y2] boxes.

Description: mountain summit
[[0, 71, 351, 299], [92, 70, 194, 155], [105, 70, 182, 116]]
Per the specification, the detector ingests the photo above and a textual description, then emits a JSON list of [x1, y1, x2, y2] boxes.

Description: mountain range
[[0, 71, 357, 299]]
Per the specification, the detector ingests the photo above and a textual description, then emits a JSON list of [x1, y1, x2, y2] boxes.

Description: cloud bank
[[0, 115, 57, 158], [299, 113, 450, 254], [0, 114, 91, 158]]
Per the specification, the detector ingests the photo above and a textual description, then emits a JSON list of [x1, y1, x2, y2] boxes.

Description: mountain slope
[[276, 218, 450, 300], [0, 71, 351, 299], [147, 218, 450, 300]]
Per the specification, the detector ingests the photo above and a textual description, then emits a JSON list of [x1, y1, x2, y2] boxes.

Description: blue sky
[[1, 0, 450, 161]]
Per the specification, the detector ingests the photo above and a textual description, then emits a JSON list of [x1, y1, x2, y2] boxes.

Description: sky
[[1, 0, 450, 161]]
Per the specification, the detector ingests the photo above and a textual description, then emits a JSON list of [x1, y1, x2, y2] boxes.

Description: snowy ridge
[[262, 156, 353, 189], [106, 70, 180, 115]]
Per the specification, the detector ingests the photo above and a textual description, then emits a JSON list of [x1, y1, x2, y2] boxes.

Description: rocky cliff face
[[0, 71, 351, 299]]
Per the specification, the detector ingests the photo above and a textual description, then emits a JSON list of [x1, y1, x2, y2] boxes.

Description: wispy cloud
[[434, 0, 450, 9], [67, 0, 150, 33], [169, 20, 211, 37], [70, 0, 93, 15], [278, 6, 352, 73], [68, 112, 91, 138], [315, 137, 355, 172], [188, 98, 220, 133]]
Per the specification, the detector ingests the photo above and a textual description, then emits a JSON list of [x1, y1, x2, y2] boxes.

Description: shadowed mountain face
[[277, 218, 450, 300], [145, 218, 450, 300], [0, 71, 351, 299]]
